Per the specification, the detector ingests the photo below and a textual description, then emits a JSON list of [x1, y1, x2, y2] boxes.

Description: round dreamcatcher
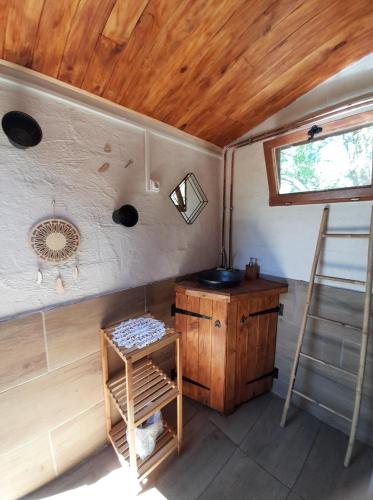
[[30, 218, 80, 263]]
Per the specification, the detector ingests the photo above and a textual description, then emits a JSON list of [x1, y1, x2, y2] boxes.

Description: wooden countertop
[[175, 277, 288, 302]]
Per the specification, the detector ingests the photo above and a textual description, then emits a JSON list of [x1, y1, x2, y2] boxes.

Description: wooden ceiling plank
[[222, 25, 373, 146], [81, 0, 149, 95], [115, 0, 216, 110], [243, 0, 331, 69], [131, 0, 251, 117], [148, 0, 304, 125], [32, 0, 80, 77], [80, 35, 125, 96], [182, 107, 245, 144], [174, 0, 335, 132], [58, 0, 116, 87], [191, 4, 373, 145], [103, 0, 181, 102], [102, 0, 150, 44], [240, 20, 373, 135], [228, 0, 373, 121], [0, 0, 9, 58], [179, 0, 366, 140], [4, 0, 45, 67], [203, 122, 248, 147]]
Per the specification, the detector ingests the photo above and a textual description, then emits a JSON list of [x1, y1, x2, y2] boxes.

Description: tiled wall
[[273, 277, 373, 447], [0, 278, 176, 499]]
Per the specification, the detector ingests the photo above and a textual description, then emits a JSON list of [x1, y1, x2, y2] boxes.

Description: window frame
[[263, 110, 373, 206]]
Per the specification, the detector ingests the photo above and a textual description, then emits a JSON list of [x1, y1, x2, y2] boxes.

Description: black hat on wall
[[2, 111, 42, 149], [112, 205, 139, 227]]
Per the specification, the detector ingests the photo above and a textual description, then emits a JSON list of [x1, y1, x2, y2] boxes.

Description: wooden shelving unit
[[100, 318, 182, 481]]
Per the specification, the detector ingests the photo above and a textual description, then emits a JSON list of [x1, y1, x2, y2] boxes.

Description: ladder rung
[[292, 390, 352, 422], [307, 314, 362, 332], [322, 233, 369, 238], [299, 352, 357, 378], [315, 274, 366, 286]]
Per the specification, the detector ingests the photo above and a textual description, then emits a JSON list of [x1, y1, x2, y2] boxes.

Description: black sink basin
[[198, 268, 245, 288]]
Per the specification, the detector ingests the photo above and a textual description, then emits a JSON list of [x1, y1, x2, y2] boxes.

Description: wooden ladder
[[280, 205, 373, 467]]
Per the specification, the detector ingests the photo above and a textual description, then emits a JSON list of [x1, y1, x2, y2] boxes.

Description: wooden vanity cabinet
[[175, 279, 288, 414]]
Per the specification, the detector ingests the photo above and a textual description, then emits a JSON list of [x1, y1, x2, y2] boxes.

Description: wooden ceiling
[[1, 0, 373, 147]]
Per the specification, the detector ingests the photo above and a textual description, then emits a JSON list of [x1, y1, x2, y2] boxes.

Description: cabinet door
[[175, 293, 214, 405], [236, 294, 279, 404]]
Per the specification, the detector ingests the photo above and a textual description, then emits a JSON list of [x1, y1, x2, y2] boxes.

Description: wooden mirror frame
[[263, 110, 373, 206]]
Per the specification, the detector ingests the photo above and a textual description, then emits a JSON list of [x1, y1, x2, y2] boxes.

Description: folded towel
[[112, 317, 165, 348]]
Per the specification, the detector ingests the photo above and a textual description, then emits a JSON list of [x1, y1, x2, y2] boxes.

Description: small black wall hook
[[307, 124, 323, 141]]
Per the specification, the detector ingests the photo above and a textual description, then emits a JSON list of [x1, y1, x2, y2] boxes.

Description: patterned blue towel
[[112, 317, 165, 348]]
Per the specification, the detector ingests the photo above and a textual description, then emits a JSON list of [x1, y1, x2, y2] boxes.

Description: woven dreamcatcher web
[[30, 218, 80, 263]]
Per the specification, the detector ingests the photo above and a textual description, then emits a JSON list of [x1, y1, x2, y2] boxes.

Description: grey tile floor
[[29, 394, 373, 500]]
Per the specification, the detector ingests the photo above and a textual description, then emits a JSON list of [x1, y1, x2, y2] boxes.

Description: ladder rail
[[280, 207, 329, 427], [344, 206, 373, 467]]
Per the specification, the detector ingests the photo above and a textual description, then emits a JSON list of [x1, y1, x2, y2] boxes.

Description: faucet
[[221, 247, 228, 270]]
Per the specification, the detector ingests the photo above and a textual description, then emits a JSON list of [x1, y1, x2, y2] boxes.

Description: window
[[264, 110, 373, 206]]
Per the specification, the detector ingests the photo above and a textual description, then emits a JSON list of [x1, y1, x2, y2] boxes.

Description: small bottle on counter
[[245, 258, 260, 280]]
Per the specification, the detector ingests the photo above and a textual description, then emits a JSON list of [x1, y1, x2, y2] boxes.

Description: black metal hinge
[[241, 303, 284, 324], [183, 376, 210, 390], [246, 367, 279, 385], [171, 303, 212, 320], [249, 303, 284, 317]]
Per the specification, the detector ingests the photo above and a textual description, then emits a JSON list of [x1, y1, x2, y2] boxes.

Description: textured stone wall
[[0, 75, 222, 319]]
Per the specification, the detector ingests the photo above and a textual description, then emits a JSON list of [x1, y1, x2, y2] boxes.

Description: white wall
[[233, 53, 373, 285], [0, 74, 222, 319]]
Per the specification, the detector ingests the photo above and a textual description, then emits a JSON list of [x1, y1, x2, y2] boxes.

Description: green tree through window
[[277, 124, 373, 194]]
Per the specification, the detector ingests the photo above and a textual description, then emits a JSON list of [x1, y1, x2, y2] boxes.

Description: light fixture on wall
[[112, 205, 139, 227], [2, 111, 42, 149]]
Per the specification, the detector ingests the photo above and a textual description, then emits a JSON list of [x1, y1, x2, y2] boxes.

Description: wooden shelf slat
[[109, 420, 177, 480], [109, 359, 152, 387], [108, 364, 157, 393], [107, 360, 178, 426]]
